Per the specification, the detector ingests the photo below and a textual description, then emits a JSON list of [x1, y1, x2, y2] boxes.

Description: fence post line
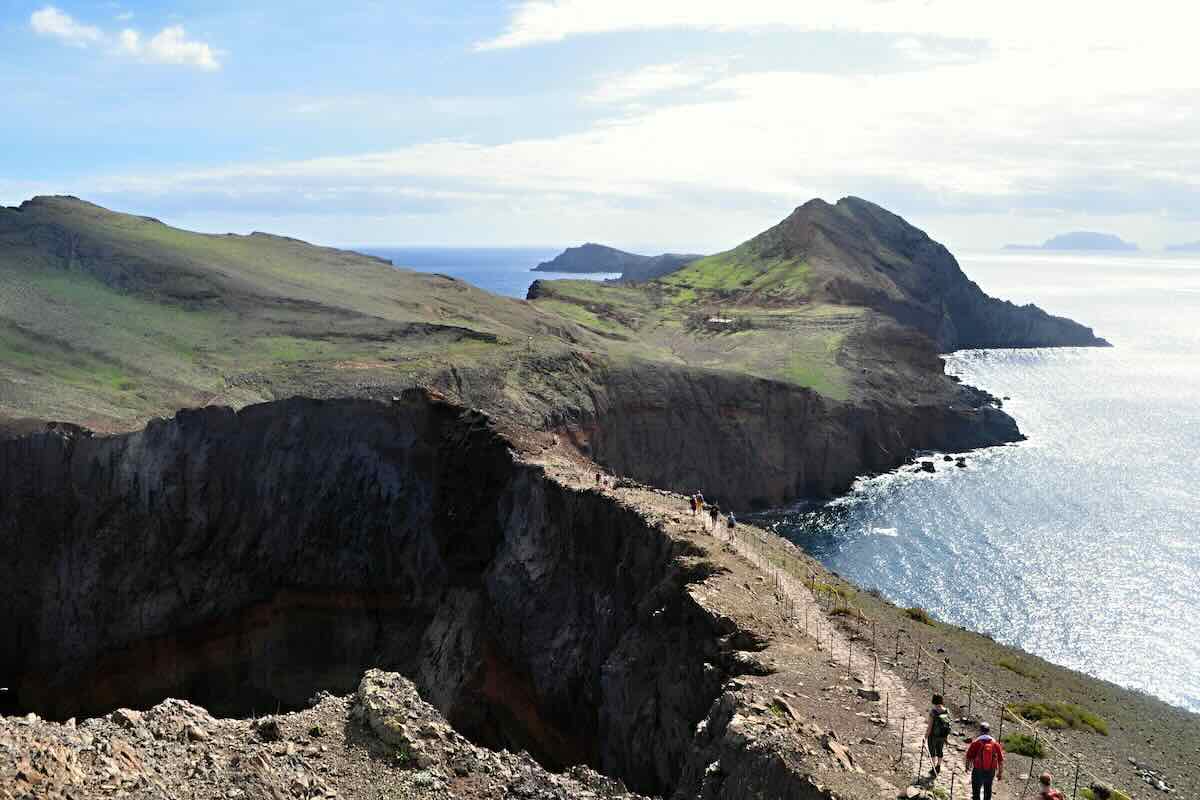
[[847, 640, 852, 676], [895, 628, 902, 664], [950, 772, 956, 800], [915, 644, 922, 679], [899, 716, 906, 765], [967, 678, 974, 718], [872, 620, 877, 653], [885, 692, 890, 727], [872, 654, 878, 690], [997, 699, 1004, 742], [917, 736, 925, 778], [942, 660, 948, 697], [1071, 761, 1080, 800]]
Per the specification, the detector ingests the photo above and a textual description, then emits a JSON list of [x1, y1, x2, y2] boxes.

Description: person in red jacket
[[964, 722, 1004, 800]]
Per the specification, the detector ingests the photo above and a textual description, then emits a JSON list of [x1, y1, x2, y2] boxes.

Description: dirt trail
[[721, 516, 1018, 800]]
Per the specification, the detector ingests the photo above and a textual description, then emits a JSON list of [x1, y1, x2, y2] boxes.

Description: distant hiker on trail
[[689, 494, 699, 517], [709, 504, 720, 531], [726, 512, 736, 539], [1038, 772, 1065, 800], [697, 494, 706, 526], [925, 693, 951, 776], [964, 721, 1004, 800]]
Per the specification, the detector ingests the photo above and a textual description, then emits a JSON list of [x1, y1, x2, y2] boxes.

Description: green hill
[[0, 196, 580, 430]]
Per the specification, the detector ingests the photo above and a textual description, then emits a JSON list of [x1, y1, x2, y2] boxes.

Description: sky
[[2, 0, 1199, 252]]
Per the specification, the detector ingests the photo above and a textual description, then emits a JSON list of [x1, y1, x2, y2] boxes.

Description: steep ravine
[[0, 392, 772, 796]]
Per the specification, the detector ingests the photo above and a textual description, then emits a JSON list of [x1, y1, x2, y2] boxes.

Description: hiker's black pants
[[971, 768, 996, 800]]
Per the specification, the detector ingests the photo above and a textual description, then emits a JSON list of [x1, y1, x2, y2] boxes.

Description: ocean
[[757, 252, 1200, 713], [357, 246, 620, 298], [358, 246, 1200, 713]]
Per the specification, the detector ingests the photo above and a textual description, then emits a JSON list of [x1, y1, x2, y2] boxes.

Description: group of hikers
[[688, 492, 736, 537], [926, 693, 1108, 800]]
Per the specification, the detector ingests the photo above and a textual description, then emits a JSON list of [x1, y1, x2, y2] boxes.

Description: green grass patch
[[1009, 702, 1108, 735], [1079, 788, 1132, 800], [904, 607, 934, 625], [1001, 733, 1046, 758], [996, 657, 1039, 679]]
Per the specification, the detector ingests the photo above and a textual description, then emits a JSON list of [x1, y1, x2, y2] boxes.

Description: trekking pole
[[917, 737, 925, 778]]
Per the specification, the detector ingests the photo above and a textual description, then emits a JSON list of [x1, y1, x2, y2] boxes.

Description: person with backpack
[[689, 494, 699, 517], [1039, 772, 1065, 800], [925, 693, 952, 776], [963, 722, 1004, 800], [726, 512, 736, 540], [709, 504, 721, 532]]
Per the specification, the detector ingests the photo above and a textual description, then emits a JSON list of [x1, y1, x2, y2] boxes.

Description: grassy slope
[[0, 197, 585, 429], [528, 235, 864, 402]]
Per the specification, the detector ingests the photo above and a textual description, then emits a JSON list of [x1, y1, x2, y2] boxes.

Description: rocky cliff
[[0, 393, 756, 795]]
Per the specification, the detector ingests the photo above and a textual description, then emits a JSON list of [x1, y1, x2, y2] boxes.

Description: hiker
[[925, 693, 952, 776], [689, 494, 699, 517], [1039, 772, 1065, 800], [963, 721, 1004, 800], [697, 494, 707, 526], [595, 472, 602, 487], [726, 511, 736, 539], [709, 504, 720, 531]]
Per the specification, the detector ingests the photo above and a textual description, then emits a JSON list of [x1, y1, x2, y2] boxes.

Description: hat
[[979, 722, 991, 732]]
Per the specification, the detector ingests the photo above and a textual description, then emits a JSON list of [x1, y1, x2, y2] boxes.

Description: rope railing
[[719, 519, 1136, 800]]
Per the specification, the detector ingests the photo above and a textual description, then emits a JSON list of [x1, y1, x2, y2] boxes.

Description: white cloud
[[585, 62, 720, 104], [478, 0, 1192, 54], [30, 6, 103, 47], [118, 25, 220, 71], [29, 6, 221, 70]]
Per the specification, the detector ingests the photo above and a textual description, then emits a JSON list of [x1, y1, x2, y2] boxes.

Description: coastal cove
[[758, 252, 1200, 714]]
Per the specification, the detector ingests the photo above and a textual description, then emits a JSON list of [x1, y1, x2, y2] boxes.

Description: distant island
[[1005, 231, 1138, 251], [532, 243, 703, 281], [1166, 240, 1200, 253]]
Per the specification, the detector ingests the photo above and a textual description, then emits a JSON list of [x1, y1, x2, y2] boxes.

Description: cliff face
[[543, 356, 1018, 510], [0, 394, 746, 795]]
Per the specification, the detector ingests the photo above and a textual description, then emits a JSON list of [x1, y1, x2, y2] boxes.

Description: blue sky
[[2, 1, 1198, 251]]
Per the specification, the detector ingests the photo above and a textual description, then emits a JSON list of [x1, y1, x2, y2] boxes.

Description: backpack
[[931, 710, 952, 738], [1042, 790, 1065, 800], [973, 737, 1001, 771]]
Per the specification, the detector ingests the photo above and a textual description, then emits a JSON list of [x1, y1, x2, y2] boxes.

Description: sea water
[[357, 246, 620, 298], [756, 252, 1200, 713]]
